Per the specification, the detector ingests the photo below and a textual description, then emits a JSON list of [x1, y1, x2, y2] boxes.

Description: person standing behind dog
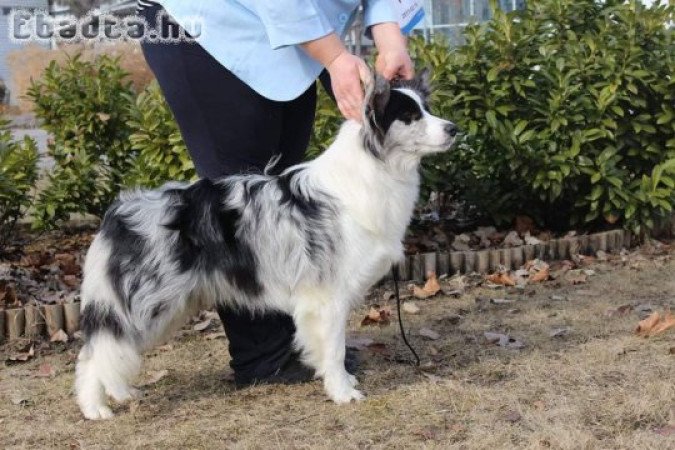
[[138, 0, 416, 387]]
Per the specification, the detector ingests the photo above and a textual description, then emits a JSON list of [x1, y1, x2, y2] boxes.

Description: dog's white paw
[[330, 387, 365, 404], [82, 405, 115, 420], [325, 374, 364, 404]]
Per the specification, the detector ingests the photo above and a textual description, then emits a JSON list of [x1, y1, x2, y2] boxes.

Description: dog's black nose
[[445, 123, 458, 137]]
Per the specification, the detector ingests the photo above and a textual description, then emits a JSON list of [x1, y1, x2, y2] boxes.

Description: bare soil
[[2, 250, 675, 450]]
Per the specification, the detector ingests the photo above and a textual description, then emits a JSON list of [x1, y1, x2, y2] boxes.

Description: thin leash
[[392, 264, 421, 367]]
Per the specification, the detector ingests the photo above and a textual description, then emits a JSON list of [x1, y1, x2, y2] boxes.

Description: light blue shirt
[[158, 0, 399, 101]]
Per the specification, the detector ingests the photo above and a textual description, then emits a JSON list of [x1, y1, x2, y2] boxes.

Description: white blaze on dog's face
[[363, 71, 457, 161]]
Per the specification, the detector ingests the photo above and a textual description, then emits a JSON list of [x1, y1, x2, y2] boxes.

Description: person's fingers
[[381, 63, 398, 81], [330, 55, 369, 122], [401, 60, 415, 80], [337, 96, 360, 122]]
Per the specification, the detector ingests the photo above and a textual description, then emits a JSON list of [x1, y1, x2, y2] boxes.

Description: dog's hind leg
[[292, 296, 325, 377], [75, 302, 142, 420], [75, 330, 142, 420]]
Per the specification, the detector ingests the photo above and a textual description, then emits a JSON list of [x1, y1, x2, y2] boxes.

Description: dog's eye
[[400, 110, 422, 123]]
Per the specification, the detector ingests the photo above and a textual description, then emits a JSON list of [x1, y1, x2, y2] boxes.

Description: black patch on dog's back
[[164, 179, 262, 296], [276, 168, 322, 220], [275, 168, 337, 263], [80, 302, 124, 339]]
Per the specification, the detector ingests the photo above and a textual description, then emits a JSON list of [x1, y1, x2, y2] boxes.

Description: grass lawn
[[2, 251, 674, 449]]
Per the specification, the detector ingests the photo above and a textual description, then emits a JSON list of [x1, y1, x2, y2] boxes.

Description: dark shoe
[[234, 347, 361, 388]]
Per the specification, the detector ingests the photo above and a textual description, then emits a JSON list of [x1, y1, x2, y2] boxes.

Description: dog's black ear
[[368, 74, 391, 116], [365, 74, 391, 142]]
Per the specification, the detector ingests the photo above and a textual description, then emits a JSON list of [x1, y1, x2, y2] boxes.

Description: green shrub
[[27, 54, 136, 229], [410, 0, 675, 233], [0, 119, 38, 248], [307, 84, 341, 159], [126, 81, 195, 187]]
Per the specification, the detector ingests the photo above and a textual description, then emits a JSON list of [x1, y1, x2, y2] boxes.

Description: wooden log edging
[[2, 302, 80, 342], [0, 229, 635, 342], [391, 229, 632, 283]]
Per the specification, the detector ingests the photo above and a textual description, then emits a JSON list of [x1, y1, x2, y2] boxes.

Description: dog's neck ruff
[[307, 121, 420, 236]]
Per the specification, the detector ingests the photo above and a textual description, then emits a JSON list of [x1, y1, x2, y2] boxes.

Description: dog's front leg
[[318, 300, 364, 404], [293, 289, 363, 403]]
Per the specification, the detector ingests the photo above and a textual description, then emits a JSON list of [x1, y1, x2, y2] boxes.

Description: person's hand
[[375, 48, 414, 81], [327, 51, 371, 122], [371, 22, 414, 81]]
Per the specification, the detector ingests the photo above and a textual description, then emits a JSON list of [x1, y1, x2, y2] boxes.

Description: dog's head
[[362, 69, 457, 163]]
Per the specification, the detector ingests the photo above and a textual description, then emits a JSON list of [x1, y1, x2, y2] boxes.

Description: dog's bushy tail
[[75, 237, 142, 420]]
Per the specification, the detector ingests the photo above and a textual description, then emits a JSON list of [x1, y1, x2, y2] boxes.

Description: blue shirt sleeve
[[362, 0, 398, 29], [251, 0, 335, 50]]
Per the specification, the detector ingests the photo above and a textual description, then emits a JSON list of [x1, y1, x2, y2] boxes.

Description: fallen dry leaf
[[604, 304, 634, 318], [55, 253, 79, 275], [50, 329, 69, 343], [403, 302, 420, 314], [550, 327, 572, 338], [490, 298, 515, 305], [566, 270, 588, 285], [503, 231, 524, 247], [412, 426, 440, 441], [435, 313, 462, 325], [484, 332, 525, 349], [35, 363, 56, 378], [504, 410, 522, 423], [486, 272, 516, 286], [529, 266, 550, 283], [412, 272, 441, 299], [10, 395, 32, 406], [204, 331, 226, 340], [7, 346, 35, 363], [140, 369, 169, 387], [653, 424, 675, 437], [193, 318, 212, 332], [635, 311, 675, 337], [418, 328, 440, 340], [62, 275, 79, 288], [651, 311, 675, 335], [361, 305, 391, 326], [156, 344, 174, 352]]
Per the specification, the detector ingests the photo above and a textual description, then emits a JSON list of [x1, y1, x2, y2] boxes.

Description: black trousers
[[140, 4, 332, 383]]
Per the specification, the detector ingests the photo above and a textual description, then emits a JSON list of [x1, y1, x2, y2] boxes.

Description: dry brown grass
[[7, 42, 153, 113], [1, 257, 674, 449]]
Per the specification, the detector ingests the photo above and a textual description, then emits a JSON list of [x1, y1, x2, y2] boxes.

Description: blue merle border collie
[[75, 72, 457, 420]]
